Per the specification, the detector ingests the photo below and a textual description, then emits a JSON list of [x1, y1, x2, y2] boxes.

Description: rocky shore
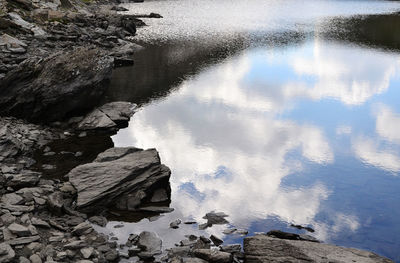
[[0, 0, 397, 262]]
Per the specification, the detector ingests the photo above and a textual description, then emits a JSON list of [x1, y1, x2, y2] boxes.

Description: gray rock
[[67, 148, 171, 212], [7, 223, 31, 237], [19, 256, 30, 263], [6, 235, 40, 245], [220, 244, 241, 253], [29, 254, 42, 263], [138, 206, 174, 213], [243, 235, 393, 263], [1, 193, 23, 205], [98, 101, 135, 122], [88, 216, 107, 227], [0, 213, 16, 226], [5, 171, 40, 189], [77, 109, 116, 130], [193, 249, 232, 263], [0, 243, 15, 262], [72, 222, 93, 236], [182, 258, 208, 263], [137, 231, 162, 255], [63, 240, 86, 249], [0, 47, 113, 123], [80, 247, 94, 259]]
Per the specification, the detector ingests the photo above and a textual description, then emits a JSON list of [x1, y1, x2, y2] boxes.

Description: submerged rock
[[67, 147, 171, 212], [244, 234, 393, 263]]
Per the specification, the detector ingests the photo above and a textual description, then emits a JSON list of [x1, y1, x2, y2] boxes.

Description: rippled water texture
[[106, 0, 400, 261]]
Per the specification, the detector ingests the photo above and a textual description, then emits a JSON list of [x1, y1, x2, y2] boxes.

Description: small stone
[[29, 254, 42, 263], [210, 235, 223, 246], [63, 240, 86, 249], [80, 247, 94, 259], [170, 219, 182, 229], [33, 197, 46, 205], [47, 192, 63, 214]]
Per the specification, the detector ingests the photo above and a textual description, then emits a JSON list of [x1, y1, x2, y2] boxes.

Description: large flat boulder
[[243, 235, 393, 263], [67, 147, 171, 212], [0, 47, 113, 123]]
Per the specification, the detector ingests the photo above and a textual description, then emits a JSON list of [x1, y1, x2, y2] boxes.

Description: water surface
[[106, 0, 400, 261]]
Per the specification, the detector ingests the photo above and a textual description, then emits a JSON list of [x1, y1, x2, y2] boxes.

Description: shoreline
[[0, 0, 397, 262]]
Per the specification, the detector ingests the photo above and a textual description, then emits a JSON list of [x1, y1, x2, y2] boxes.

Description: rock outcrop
[[243, 234, 393, 263], [67, 147, 171, 212], [0, 47, 113, 123]]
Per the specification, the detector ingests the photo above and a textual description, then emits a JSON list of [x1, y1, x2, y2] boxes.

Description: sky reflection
[[111, 39, 400, 261]]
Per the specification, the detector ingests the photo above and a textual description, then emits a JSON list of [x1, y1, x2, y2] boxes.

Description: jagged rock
[[88, 216, 107, 227], [210, 235, 223, 246], [203, 212, 229, 227], [6, 235, 40, 245], [47, 192, 63, 214], [67, 147, 171, 212], [0, 47, 113, 123], [137, 231, 162, 255], [1, 193, 23, 205], [0, 213, 16, 226], [5, 170, 40, 189], [77, 102, 135, 130], [63, 240, 86, 249], [72, 222, 93, 236], [266, 230, 319, 242], [7, 223, 30, 237], [243, 235, 393, 263], [7, 13, 45, 36], [193, 249, 232, 263], [80, 247, 94, 259], [29, 254, 42, 263], [0, 243, 15, 262]]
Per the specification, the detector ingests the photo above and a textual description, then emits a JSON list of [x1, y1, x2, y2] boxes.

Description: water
[[105, 0, 400, 261]]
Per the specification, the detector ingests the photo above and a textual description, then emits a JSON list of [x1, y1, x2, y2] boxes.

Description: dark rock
[[111, 6, 129, 11], [114, 57, 134, 68], [244, 234, 393, 263], [149, 13, 163, 18], [290, 224, 315, 233], [47, 192, 63, 215], [0, 47, 113, 123], [7, 223, 30, 237], [203, 212, 229, 227], [221, 244, 241, 253], [210, 235, 223, 246], [5, 170, 40, 189]]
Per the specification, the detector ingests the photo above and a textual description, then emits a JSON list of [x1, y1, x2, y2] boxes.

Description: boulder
[[243, 234, 393, 263], [67, 147, 171, 212], [0, 47, 113, 123]]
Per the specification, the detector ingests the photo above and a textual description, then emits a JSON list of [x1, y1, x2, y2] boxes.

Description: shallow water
[[105, 0, 400, 261]]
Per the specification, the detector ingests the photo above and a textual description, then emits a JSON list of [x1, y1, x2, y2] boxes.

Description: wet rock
[[170, 219, 182, 229], [0, 47, 113, 123], [203, 212, 229, 227], [244, 234, 393, 263], [137, 231, 162, 255], [210, 235, 223, 246], [193, 249, 232, 263], [67, 148, 171, 212], [88, 215, 107, 227]]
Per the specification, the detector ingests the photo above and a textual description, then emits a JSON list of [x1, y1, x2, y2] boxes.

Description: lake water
[[105, 0, 400, 261]]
